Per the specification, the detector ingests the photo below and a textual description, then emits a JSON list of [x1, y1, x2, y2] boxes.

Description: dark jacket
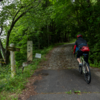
[[75, 37, 87, 48], [73, 37, 88, 53]]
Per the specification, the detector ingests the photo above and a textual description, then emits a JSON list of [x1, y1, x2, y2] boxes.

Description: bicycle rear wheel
[[84, 63, 91, 84], [79, 65, 82, 74], [79, 57, 83, 74]]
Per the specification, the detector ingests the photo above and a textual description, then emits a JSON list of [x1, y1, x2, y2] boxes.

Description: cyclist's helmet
[[77, 34, 82, 38]]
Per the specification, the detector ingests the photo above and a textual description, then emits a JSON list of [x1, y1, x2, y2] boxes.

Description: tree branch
[[13, 0, 38, 21], [0, 39, 5, 60], [6, 0, 42, 49], [13, 6, 23, 21], [14, 0, 42, 26]]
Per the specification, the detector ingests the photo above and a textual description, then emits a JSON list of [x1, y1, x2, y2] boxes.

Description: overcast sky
[[0, 0, 14, 11], [0, 2, 3, 11]]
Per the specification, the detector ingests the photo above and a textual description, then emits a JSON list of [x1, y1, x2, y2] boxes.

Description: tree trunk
[[5, 51, 10, 64], [47, 25, 50, 46], [5, 23, 14, 64], [0, 52, 4, 66], [0, 39, 5, 59]]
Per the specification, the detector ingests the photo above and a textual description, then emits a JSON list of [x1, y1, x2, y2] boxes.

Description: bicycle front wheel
[[84, 63, 91, 84]]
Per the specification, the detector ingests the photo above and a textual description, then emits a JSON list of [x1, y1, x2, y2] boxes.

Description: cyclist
[[73, 34, 90, 67]]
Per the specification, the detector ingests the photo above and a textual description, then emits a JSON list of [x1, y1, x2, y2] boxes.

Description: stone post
[[10, 43, 16, 78], [27, 41, 33, 61]]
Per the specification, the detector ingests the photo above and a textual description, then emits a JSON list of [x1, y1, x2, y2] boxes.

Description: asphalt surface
[[27, 43, 100, 100], [28, 93, 100, 100], [27, 69, 100, 100]]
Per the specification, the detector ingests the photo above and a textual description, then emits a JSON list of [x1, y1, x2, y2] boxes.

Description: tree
[[0, 0, 42, 64]]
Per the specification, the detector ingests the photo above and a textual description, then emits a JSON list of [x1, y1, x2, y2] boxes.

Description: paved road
[[27, 44, 100, 100]]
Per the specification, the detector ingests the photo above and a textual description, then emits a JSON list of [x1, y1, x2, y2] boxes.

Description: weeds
[[74, 90, 81, 95], [65, 90, 72, 94]]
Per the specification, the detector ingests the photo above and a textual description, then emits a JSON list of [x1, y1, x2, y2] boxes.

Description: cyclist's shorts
[[76, 50, 89, 65], [77, 50, 89, 58]]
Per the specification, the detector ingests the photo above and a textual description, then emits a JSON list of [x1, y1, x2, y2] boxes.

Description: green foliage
[[74, 90, 81, 95], [1, 0, 100, 71], [65, 90, 72, 94]]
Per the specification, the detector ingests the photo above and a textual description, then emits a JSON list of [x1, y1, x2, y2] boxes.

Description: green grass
[[74, 90, 81, 95], [89, 59, 100, 68], [65, 90, 72, 94], [0, 56, 43, 99]]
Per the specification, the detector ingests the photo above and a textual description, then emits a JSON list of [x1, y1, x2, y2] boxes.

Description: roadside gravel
[[40, 43, 78, 70]]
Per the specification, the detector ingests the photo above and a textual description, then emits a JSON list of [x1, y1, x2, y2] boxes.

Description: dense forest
[[0, 0, 100, 99], [0, 0, 100, 67]]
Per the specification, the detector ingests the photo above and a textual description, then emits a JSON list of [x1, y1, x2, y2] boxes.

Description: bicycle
[[79, 53, 91, 84]]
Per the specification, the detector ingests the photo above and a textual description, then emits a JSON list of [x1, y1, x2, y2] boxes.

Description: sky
[[0, 2, 3, 11], [0, 1, 4, 39], [0, 5, 5, 39], [0, 0, 14, 11], [0, 0, 14, 39]]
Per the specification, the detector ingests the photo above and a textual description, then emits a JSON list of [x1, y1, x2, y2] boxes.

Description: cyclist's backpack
[[80, 46, 90, 52], [78, 43, 90, 52]]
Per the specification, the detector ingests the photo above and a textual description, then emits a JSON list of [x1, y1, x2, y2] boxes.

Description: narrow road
[[27, 43, 100, 100]]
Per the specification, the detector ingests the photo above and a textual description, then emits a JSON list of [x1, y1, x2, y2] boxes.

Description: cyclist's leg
[[77, 58, 81, 64], [77, 50, 83, 65], [83, 52, 89, 65]]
